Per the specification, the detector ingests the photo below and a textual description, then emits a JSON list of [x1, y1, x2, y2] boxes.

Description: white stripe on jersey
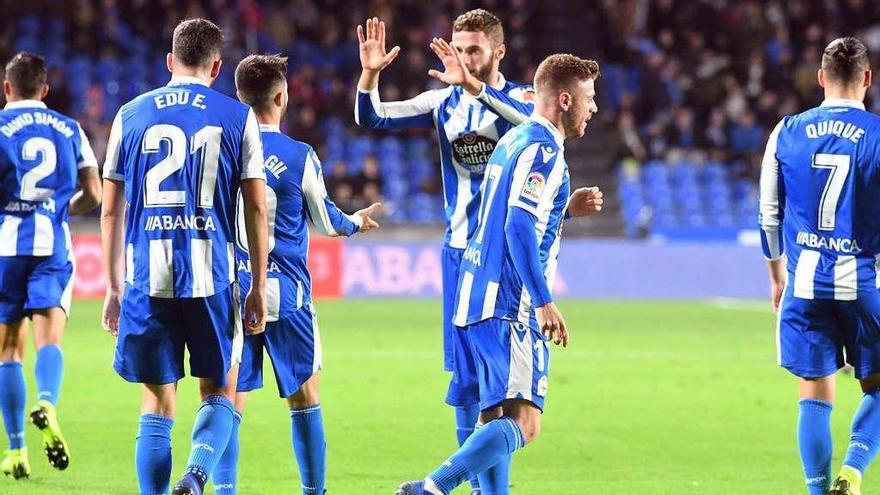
[[240, 110, 268, 181], [793, 249, 820, 299], [450, 166, 472, 247], [517, 285, 532, 327], [311, 308, 323, 374], [190, 239, 214, 297], [454, 271, 475, 326], [266, 277, 281, 322], [0, 217, 21, 256], [833, 256, 858, 301], [32, 213, 53, 256], [227, 242, 235, 283], [149, 239, 174, 297], [230, 282, 243, 366], [482, 281, 499, 320], [534, 154, 567, 238], [125, 243, 134, 284], [545, 233, 563, 291], [103, 111, 124, 181], [507, 324, 534, 403], [296, 280, 304, 309]]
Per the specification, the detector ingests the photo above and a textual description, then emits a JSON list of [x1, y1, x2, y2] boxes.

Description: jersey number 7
[[812, 153, 850, 232]]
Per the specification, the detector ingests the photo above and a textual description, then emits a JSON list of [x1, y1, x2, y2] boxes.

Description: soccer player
[[759, 37, 880, 495], [355, 10, 535, 494], [100, 19, 268, 495], [210, 54, 382, 495], [396, 53, 603, 495], [0, 52, 101, 479]]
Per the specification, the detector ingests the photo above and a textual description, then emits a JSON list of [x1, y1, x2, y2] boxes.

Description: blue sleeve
[[477, 84, 534, 125], [301, 149, 360, 237], [505, 206, 553, 307], [354, 88, 437, 129]]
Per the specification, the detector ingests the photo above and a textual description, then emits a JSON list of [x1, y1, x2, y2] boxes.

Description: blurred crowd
[[2, 0, 880, 227]]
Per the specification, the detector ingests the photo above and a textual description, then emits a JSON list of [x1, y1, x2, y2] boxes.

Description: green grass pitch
[[2, 298, 876, 494]]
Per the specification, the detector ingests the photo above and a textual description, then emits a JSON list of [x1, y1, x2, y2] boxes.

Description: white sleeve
[[240, 109, 267, 180], [759, 119, 786, 260], [354, 87, 442, 128], [301, 151, 362, 236], [76, 123, 98, 169], [102, 110, 124, 181]]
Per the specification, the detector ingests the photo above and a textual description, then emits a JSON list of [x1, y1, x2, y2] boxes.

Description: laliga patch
[[537, 376, 548, 397], [521, 172, 546, 202]]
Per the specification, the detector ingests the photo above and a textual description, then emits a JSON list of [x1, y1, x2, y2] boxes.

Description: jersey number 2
[[812, 153, 850, 231], [20, 137, 56, 201]]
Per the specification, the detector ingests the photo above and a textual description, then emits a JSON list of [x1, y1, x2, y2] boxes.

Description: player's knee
[[515, 416, 541, 444], [287, 375, 321, 408]]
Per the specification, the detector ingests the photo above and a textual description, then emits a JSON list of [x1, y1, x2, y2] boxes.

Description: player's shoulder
[[120, 83, 250, 121], [500, 77, 535, 102], [261, 131, 313, 182]]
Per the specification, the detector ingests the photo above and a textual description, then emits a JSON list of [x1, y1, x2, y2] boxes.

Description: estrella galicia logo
[[452, 132, 497, 173]]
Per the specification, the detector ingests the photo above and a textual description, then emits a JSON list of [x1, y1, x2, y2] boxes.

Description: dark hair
[[235, 54, 288, 113], [534, 54, 601, 93], [4, 52, 47, 98], [453, 9, 504, 46], [822, 37, 870, 84], [172, 18, 224, 68]]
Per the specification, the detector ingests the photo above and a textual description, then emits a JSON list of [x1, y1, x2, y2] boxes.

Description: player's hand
[[536, 302, 568, 347], [355, 202, 382, 232], [357, 17, 401, 72], [243, 288, 267, 335], [102, 292, 121, 337], [770, 280, 785, 313], [566, 187, 603, 217], [428, 37, 472, 86]]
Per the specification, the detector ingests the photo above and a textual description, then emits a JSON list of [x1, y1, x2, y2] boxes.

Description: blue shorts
[[778, 286, 880, 379], [468, 318, 550, 412], [0, 251, 74, 324], [237, 305, 322, 398], [442, 246, 480, 407], [114, 283, 243, 387]]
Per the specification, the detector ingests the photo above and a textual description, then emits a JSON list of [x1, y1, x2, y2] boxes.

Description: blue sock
[[35, 344, 63, 405], [136, 413, 174, 495], [844, 389, 880, 474], [476, 423, 511, 495], [290, 404, 326, 495], [428, 417, 525, 495], [454, 405, 480, 491], [798, 399, 833, 495], [213, 411, 242, 495], [185, 395, 235, 486], [0, 362, 26, 450]]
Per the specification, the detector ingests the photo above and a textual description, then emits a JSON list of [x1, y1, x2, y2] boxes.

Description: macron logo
[[850, 441, 871, 451], [805, 474, 827, 485], [542, 146, 557, 163], [192, 443, 215, 453]]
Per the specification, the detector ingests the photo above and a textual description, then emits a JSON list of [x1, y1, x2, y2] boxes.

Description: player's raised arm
[[302, 149, 381, 236], [354, 17, 438, 129], [428, 36, 534, 124], [100, 111, 126, 336], [69, 124, 101, 215], [759, 119, 788, 311]]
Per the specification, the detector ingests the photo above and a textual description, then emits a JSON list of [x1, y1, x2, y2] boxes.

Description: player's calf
[[288, 374, 326, 495]]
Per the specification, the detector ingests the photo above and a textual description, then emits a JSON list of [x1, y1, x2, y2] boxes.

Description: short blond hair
[[453, 9, 504, 46], [534, 54, 600, 93]]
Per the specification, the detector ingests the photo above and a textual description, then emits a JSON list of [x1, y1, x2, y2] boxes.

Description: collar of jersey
[[167, 75, 210, 87], [529, 113, 565, 149], [3, 99, 47, 110], [491, 72, 507, 90], [259, 124, 281, 133], [820, 98, 865, 110]]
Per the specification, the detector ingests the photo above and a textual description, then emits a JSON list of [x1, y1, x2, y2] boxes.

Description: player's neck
[[255, 113, 281, 128], [534, 107, 567, 140], [824, 87, 866, 103], [170, 69, 213, 86]]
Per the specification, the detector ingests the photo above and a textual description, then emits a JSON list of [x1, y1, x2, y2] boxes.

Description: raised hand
[[357, 17, 401, 72], [567, 186, 604, 217], [355, 202, 382, 232], [428, 37, 470, 85]]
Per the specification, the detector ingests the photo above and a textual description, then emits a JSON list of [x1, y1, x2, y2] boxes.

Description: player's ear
[[3, 80, 11, 99], [39, 83, 49, 101], [166, 53, 174, 74], [209, 59, 222, 79], [817, 69, 826, 88], [495, 42, 506, 62], [274, 89, 284, 108], [559, 91, 571, 111], [864, 69, 872, 88]]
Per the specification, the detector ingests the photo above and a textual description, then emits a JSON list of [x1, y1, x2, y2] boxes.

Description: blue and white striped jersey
[[453, 115, 570, 329], [236, 125, 361, 321], [355, 75, 533, 249], [0, 100, 97, 256], [103, 76, 266, 299], [759, 98, 880, 300]]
